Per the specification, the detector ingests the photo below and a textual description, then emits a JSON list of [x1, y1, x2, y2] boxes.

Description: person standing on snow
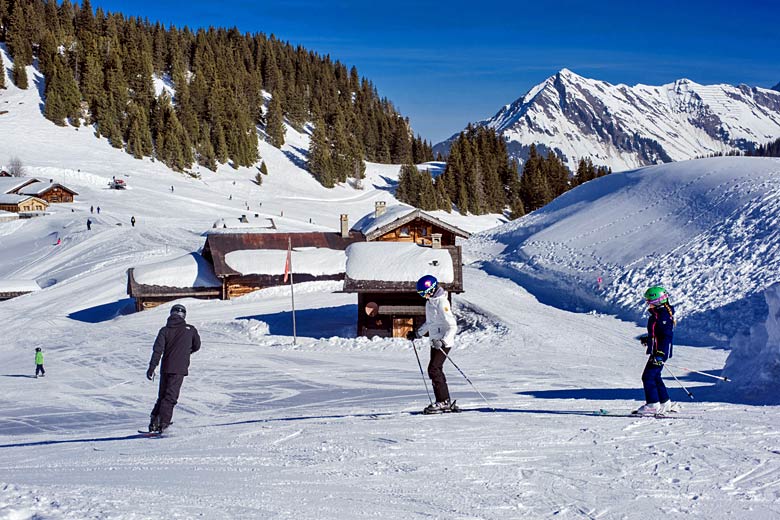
[[146, 304, 201, 433], [130, 216, 136, 227], [34, 347, 45, 378], [407, 275, 459, 414], [635, 286, 680, 415]]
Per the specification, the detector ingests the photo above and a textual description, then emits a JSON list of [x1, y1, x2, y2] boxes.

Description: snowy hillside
[[2, 47, 780, 520], [435, 69, 780, 172], [467, 156, 780, 346]]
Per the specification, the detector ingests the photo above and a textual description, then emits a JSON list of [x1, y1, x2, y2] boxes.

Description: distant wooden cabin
[[126, 253, 222, 311], [343, 202, 470, 338], [16, 180, 78, 203], [0, 177, 38, 195], [202, 231, 363, 300], [0, 170, 11, 177], [0, 194, 49, 213], [0, 280, 41, 301]]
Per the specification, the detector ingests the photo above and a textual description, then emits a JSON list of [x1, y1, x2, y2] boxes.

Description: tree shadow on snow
[[237, 304, 356, 338], [68, 298, 136, 323]]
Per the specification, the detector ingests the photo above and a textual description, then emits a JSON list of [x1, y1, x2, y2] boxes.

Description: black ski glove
[[146, 366, 156, 380], [406, 330, 417, 340]]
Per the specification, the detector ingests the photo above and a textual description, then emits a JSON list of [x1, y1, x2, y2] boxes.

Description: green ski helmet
[[644, 285, 669, 305]]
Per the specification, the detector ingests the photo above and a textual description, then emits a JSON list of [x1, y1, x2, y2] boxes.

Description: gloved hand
[[651, 353, 665, 366], [406, 330, 417, 340], [146, 366, 156, 380], [431, 339, 446, 350], [638, 334, 649, 346]]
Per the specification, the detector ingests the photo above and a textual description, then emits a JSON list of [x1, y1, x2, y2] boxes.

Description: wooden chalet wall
[[37, 186, 76, 203], [374, 217, 458, 246], [0, 197, 48, 213]]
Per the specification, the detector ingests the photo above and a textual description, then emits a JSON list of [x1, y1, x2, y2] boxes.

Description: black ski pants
[[428, 347, 451, 403], [151, 372, 185, 426], [35, 364, 45, 376]]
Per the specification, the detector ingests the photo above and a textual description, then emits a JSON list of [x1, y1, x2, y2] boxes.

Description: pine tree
[[265, 94, 285, 147], [260, 161, 268, 174], [44, 54, 81, 126], [0, 52, 6, 90], [308, 117, 334, 187]]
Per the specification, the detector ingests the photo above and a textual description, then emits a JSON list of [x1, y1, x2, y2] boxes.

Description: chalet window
[[421, 227, 428, 236], [399, 226, 410, 237]]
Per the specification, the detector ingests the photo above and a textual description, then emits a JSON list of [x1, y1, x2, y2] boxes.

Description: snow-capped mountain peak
[[436, 70, 780, 172]]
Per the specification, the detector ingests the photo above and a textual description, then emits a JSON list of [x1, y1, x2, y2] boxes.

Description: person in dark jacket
[[635, 286, 680, 415], [146, 304, 201, 432]]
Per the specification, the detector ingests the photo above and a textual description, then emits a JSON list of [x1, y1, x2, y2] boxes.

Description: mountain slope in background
[[466, 156, 780, 347], [436, 69, 780, 172]]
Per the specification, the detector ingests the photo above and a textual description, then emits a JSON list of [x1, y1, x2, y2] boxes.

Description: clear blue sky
[[86, 0, 780, 143]]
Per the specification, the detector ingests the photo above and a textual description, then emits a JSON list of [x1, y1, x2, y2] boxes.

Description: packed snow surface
[[0, 47, 779, 519]]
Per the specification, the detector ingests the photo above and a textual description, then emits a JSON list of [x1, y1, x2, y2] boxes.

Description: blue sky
[[86, 0, 780, 143]]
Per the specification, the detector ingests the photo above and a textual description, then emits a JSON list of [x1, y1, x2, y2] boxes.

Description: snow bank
[[346, 242, 454, 282], [133, 253, 220, 288], [722, 282, 780, 403], [225, 247, 345, 276], [470, 157, 780, 344]]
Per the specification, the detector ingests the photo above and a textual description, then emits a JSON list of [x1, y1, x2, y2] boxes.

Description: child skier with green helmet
[[635, 286, 680, 415]]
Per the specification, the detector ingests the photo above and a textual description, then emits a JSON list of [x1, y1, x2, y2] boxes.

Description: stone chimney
[[340, 214, 349, 238], [374, 201, 387, 218], [431, 233, 442, 249]]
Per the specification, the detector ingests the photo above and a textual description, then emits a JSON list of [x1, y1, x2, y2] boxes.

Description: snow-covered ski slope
[[468, 156, 780, 343], [2, 50, 780, 519]]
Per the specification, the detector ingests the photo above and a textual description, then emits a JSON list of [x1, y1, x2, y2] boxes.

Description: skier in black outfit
[[146, 304, 201, 433]]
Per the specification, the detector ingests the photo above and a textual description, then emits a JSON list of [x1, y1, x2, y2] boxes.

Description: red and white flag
[[283, 246, 292, 283]]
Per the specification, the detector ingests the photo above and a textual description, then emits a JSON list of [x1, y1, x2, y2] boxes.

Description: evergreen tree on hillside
[[266, 94, 285, 148], [308, 117, 334, 187], [0, 52, 6, 89], [44, 54, 81, 126], [519, 144, 552, 212]]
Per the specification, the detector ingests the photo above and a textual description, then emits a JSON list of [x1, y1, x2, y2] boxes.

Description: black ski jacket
[[149, 315, 201, 375]]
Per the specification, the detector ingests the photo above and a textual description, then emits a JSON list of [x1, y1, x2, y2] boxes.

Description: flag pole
[[288, 237, 297, 344]]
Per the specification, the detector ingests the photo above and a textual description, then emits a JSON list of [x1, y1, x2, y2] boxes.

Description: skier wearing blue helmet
[[408, 275, 459, 414]]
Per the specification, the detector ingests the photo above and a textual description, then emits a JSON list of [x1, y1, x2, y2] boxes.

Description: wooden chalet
[[0, 280, 41, 301], [0, 194, 48, 213], [0, 170, 11, 177], [202, 231, 363, 299], [16, 180, 78, 203], [343, 202, 470, 338], [126, 253, 222, 311]]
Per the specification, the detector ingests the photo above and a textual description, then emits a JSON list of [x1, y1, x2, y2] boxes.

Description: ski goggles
[[417, 285, 436, 298], [645, 293, 668, 306]]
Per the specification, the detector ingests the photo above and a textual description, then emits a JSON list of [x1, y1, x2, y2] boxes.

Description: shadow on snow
[[237, 304, 356, 338]]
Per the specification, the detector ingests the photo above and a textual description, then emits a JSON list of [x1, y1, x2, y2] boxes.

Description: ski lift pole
[[439, 348, 494, 411], [287, 237, 297, 345], [663, 364, 695, 400], [410, 339, 433, 405], [664, 362, 731, 382]]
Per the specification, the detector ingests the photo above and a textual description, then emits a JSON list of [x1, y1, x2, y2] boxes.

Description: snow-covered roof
[[351, 204, 471, 241], [224, 247, 346, 276], [0, 194, 46, 205], [0, 177, 36, 194], [133, 253, 220, 288], [0, 280, 41, 293], [345, 242, 454, 283], [17, 180, 78, 196]]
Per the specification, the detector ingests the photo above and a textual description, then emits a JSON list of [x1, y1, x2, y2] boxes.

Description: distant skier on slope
[[635, 286, 681, 415], [34, 347, 45, 378], [145, 304, 201, 433], [407, 275, 459, 414]]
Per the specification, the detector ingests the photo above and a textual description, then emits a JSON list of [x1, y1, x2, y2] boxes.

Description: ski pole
[[663, 365, 695, 400], [410, 340, 434, 405], [438, 348, 495, 411], [664, 362, 731, 382]]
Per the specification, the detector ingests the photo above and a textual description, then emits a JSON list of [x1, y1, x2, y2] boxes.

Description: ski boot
[[423, 399, 460, 415]]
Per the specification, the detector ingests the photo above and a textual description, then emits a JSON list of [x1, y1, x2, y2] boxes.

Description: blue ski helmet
[[416, 275, 438, 298]]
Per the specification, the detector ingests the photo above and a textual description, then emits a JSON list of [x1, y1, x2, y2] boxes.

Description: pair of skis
[[592, 408, 685, 419]]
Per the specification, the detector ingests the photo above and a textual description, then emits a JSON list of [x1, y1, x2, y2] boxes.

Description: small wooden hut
[[16, 180, 78, 203], [202, 231, 363, 299], [0, 194, 48, 213], [126, 253, 222, 311]]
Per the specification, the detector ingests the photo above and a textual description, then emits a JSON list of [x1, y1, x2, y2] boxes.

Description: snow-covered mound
[[468, 156, 780, 346], [436, 69, 780, 172]]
